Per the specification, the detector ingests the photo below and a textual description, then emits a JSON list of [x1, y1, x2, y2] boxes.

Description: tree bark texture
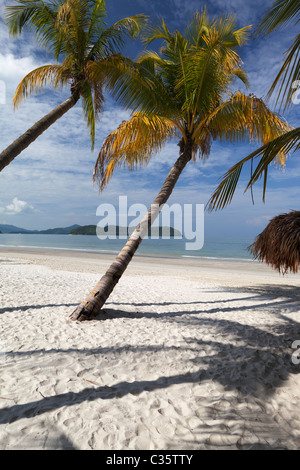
[[0, 95, 79, 172]]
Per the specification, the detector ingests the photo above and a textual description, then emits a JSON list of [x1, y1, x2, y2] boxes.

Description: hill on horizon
[[0, 224, 80, 234], [0, 223, 182, 237], [69, 224, 182, 237]]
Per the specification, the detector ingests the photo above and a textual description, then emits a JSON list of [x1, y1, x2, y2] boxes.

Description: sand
[[0, 247, 300, 450]]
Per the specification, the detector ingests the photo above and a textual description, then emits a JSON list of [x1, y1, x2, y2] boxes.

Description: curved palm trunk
[[0, 94, 79, 172], [70, 145, 193, 321]]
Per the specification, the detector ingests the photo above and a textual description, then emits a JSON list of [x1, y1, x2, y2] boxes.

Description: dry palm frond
[[94, 112, 176, 190], [249, 210, 300, 273], [209, 91, 291, 146], [13, 64, 71, 108]]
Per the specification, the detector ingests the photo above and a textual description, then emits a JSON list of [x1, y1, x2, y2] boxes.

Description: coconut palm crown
[[0, 0, 146, 171], [70, 11, 291, 321], [92, 10, 291, 191]]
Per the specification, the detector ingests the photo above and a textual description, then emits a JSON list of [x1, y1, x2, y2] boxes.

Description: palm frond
[[93, 112, 175, 190], [142, 17, 171, 47], [200, 91, 291, 145], [81, 81, 97, 149], [92, 80, 104, 117], [207, 161, 244, 211], [255, 0, 300, 109], [267, 33, 300, 109], [245, 126, 300, 187], [89, 54, 179, 117], [184, 8, 210, 47], [87, 14, 147, 61], [86, 0, 107, 40], [4, 0, 63, 53], [112, 15, 148, 39], [183, 20, 250, 119], [207, 126, 300, 211], [230, 67, 250, 88], [136, 50, 166, 71], [55, 0, 91, 64], [13, 64, 71, 108], [255, 0, 300, 36]]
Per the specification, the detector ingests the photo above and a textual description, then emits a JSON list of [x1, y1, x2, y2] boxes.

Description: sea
[[0, 233, 255, 261]]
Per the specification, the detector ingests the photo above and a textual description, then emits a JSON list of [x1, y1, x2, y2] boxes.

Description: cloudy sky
[[0, 0, 299, 241]]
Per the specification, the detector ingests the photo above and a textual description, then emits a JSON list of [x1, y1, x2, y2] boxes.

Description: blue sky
[[0, 0, 299, 241]]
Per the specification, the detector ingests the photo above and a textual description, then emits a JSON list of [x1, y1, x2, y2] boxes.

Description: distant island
[[68, 225, 96, 235], [0, 223, 182, 237], [0, 224, 80, 234], [69, 225, 182, 237]]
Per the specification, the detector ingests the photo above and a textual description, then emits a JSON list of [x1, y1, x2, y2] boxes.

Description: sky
[[0, 0, 299, 242]]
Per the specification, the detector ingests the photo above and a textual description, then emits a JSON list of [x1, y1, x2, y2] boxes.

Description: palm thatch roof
[[249, 210, 300, 274]]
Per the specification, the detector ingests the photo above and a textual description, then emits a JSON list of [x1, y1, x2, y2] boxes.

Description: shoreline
[[0, 245, 270, 281], [0, 244, 253, 263], [0, 233, 254, 263], [1, 245, 298, 278]]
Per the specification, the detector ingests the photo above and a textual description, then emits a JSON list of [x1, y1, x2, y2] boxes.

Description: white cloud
[[0, 53, 41, 95], [2, 197, 34, 215]]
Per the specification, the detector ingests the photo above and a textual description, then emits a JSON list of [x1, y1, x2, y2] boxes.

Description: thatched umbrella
[[249, 210, 300, 274]]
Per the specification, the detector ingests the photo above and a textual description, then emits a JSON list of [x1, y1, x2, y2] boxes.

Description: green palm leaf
[[207, 126, 300, 211], [255, 0, 300, 109], [4, 0, 147, 152], [5, 0, 65, 56], [255, 0, 300, 35], [267, 33, 300, 110]]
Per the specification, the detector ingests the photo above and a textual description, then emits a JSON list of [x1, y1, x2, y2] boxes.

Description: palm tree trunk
[[70, 145, 193, 321], [0, 94, 79, 172]]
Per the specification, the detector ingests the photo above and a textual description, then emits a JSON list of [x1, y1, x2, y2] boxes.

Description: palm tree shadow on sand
[[0, 303, 78, 314], [1, 282, 300, 450]]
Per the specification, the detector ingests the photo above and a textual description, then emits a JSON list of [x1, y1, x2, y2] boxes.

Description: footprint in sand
[[103, 432, 119, 448], [102, 423, 118, 433], [155, 421, 174, 437], [206, 432, 240, 447], [62, 417, 78, 427]]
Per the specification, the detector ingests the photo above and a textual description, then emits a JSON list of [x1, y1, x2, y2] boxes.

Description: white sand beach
[[1, 248, 300, 450]]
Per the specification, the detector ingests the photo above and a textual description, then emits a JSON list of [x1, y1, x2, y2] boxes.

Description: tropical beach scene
[[0, 0, 300, 452]]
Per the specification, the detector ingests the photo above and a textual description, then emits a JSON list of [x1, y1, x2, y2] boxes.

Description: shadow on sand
[[1, 283, 300, 449]]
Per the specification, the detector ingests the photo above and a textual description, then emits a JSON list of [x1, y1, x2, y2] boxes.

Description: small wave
[[181, 255, 252, 262], [0, 244, 119, 254]]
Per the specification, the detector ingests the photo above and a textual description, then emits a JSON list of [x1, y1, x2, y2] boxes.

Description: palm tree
[[207, 0, 300, 211], [0, 0, 146, 172], [70, 11, 290, 321]]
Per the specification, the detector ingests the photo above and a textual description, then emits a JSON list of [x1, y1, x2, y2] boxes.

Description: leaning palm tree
[[70, 11, 290, 321], [0, 0, 146, 172], [208, 0, 300, 211]]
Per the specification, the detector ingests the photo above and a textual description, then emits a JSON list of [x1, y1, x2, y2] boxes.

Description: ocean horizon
[[0, 233, 255, 261]]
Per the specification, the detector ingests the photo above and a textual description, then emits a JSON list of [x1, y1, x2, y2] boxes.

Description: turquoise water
[[0, 233, 254, 260]]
